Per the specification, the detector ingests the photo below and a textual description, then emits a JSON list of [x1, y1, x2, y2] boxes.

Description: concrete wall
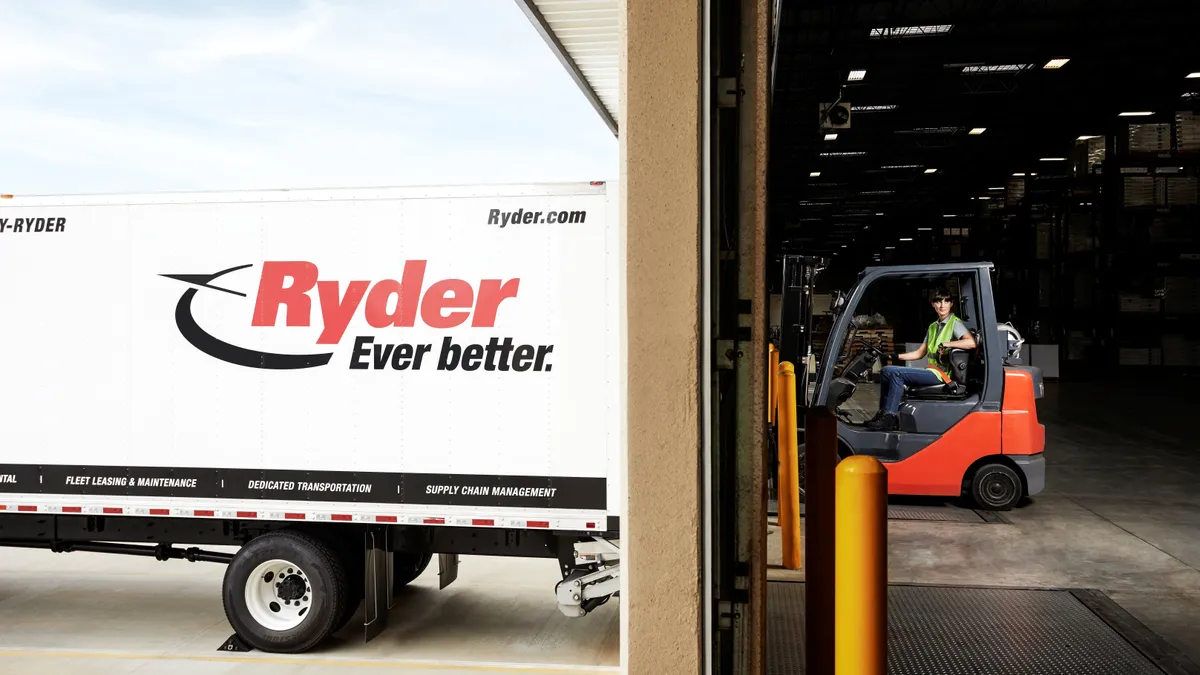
[[738, 3, 771, 673], [619, 1, 705, 674]]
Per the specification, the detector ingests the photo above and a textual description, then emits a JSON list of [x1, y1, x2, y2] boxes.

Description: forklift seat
[[906, 348, 975, 400]]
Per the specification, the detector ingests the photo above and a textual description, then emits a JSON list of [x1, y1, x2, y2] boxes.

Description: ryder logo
[[163, 261, 552, 373]]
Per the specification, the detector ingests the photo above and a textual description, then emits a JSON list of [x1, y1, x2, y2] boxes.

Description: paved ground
[[0, 548, 620, 674], [770, 380, 1200, 666], [4, 380, 1198, 671]]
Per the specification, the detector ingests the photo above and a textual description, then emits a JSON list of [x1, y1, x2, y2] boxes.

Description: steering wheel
[[857, 340, 885, 357]]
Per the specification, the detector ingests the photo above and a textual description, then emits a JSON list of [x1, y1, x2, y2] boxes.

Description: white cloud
[[0, 0, 617, 194]]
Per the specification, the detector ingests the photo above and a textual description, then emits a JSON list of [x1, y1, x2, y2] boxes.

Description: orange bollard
[[768, 344, 779, 425], [776, 362, 801, 570], [834, 455, 888, 675]]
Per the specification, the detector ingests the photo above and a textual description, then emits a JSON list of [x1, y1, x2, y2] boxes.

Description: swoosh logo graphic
[[162, 264, 333, 370]]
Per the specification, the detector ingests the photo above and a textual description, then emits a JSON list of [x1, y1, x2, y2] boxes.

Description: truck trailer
[[0, 182, 624, 653]]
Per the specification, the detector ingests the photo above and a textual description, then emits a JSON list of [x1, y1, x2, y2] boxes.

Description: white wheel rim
[[244, 559, 314, 631]]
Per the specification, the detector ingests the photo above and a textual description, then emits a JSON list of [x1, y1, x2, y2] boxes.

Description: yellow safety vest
[[925, 315, 959, 383]]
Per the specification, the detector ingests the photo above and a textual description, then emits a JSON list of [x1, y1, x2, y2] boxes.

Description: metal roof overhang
[[514, 0, 619, 136]]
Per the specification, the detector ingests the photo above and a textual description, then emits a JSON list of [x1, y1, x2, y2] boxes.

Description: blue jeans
[[878, 365, 943, 414]]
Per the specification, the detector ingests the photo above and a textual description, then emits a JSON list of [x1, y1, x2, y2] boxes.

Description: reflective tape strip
[[0, 503, 607, 533]]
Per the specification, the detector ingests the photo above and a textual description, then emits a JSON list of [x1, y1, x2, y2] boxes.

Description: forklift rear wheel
[[970, 463, 1022, 511]]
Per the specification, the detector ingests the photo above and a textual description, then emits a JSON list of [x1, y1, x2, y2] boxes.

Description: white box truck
[[0, 182, 624, 653]]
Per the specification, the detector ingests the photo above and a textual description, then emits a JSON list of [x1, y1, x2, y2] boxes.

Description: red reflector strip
[[376, 515, 397, 523], [194, 509, 215, 517], [63, 507, 83, 513], [586, 522, 596, 529], [472, 519, 495, 526], [0, 505, 6, 511], [237, 511, 257, 519], [527, 520, 550, 529], [150, 508, 170, 516], [103, 507, 123, 515], [18, 505, 37, 512], [285, 513, 305, 520], [331, 514, 353, 522], [423, 517, 445, 525]]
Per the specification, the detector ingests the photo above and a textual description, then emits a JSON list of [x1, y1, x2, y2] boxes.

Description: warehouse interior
[[769, 0, 1200, 381], [759, 0, 1200, 673]]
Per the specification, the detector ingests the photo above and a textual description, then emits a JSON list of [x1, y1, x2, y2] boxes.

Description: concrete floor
[[0, 548, 620, 674], [770, 380, 1200, 666]]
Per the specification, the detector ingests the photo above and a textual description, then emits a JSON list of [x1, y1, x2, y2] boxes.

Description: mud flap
[[438, 553, 460, 590], [363, 527, 393, 643]]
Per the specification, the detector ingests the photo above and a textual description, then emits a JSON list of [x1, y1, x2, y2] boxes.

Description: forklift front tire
[[970, 463, 1023, 511]]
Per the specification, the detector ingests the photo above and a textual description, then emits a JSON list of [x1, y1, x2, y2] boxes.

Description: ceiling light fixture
[[1040, 157, 1067, 161], [1077, 135, 1101, 140], [918, 227, 932, 231], [875, 213, 885, 216], [885, 246, 896, 250], [869, 24, 953, 39], [848, 69, 867, 81], [1043, 58, 1070, 69], [943, 214, 958, 218], [961, 64, 1035, 74], [820, 151, 867, 157], [924, 168, 939, 174], [809, 171, 821, 177], [824, 133, 839, 141], [1013, 173, 1026, 176], [881, 164, 923, 169], [1187, 72, 1200, 79], [899, 238, 913, 242], [841, 245, 847, 248], [897, 126, 962, 135], [989, 187, 1003, 191], [1119, 111, 1155, 117], [969, 127, 987, 135]]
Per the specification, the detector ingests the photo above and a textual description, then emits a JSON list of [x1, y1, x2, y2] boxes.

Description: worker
[[865, 287, 976, 431]]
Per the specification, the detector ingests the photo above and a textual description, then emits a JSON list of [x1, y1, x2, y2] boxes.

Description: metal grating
[[886, 504, 986, 523], [767, 582, 1195, 675]]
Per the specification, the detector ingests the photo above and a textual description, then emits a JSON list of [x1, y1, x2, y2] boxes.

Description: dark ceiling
[[768, 0, 1200, 267]]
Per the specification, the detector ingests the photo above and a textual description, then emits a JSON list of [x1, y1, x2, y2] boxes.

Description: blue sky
[[0, 0, 618, 194]]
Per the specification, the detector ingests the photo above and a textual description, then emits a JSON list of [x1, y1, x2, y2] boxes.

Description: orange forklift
[[782, 259, 1045, 511]]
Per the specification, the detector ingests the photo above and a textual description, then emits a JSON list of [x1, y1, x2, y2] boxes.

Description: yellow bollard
[[775, 361, 802, 570], [834, 455, 888, 675]]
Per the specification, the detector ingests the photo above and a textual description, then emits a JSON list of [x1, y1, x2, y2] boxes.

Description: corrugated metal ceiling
[[516, 0, 620, 135]]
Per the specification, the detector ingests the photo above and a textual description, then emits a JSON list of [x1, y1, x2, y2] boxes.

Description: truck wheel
[[393, 550, 433, 592], [222, 531, 349, 653], [970, 463, 1022, 511], [334, 544, 365, 634]]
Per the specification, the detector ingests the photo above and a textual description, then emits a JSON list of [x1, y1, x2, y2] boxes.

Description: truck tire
[[334, 544, 365, 634], [222, 531, 349, 653], [393, 549, 433, 592], [970, 463, 1023, 511]]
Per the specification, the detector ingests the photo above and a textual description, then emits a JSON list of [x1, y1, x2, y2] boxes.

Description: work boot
[[865, 412, 898, 431]]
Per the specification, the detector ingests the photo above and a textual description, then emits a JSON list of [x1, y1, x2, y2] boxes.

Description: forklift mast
[[778, 254, 827, 412]]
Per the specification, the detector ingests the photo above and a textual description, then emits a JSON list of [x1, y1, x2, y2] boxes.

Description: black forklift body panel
[[811, 262, 1007, 459]]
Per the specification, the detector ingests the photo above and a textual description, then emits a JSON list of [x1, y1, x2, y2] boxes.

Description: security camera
[[820, 102, 851, 130]]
